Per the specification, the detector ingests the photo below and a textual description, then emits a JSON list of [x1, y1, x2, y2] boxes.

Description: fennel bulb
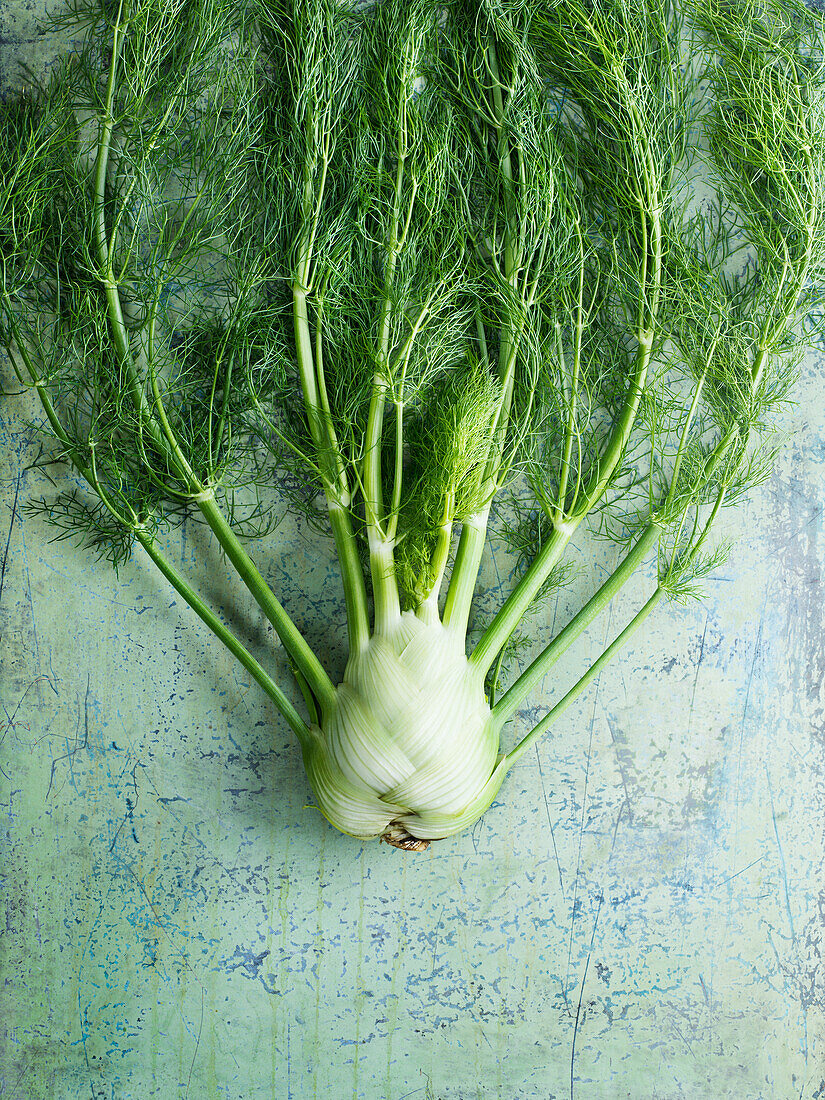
[[310, 614, 501, 843]]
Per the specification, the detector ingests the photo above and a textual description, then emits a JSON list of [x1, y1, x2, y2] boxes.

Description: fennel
[[2, 0, 824, 847]]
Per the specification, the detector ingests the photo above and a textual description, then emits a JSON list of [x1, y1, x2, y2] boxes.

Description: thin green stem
[[3, 323, 95, 481], [292, 287, 324, 449], [365, 142, 407, 529], [469, 519, 575, 672], [665, 478, 728, 591], [662, 361, 710, 514], [196, 492, 337, 717], [93, 7, 167, 450], [441, 32, 528, 643], [93, 0, 124, 278], [574, 330, 654, 519], [440, 275, 522, 641], [207, 317, 240, 482], [665, 426, 733, 575], [486, 39, 518, 286], [4, 320, 315, 737], [137, 531, 311, 745], [442, 508, 490, 638], [314, 300, 349, 499], [329, 504, 370, 653], [362, 105, 410, 627], [384, 291, 441, 544], [491, 521, 660, 728], [370, 535, 402, 634], [506, 587, 665, 767], [293, 285, 370, 649], [298, 134, 331, 292], [471, 328, 653, 679], [417, 490, 455, 618], [387, 398, 404, 540], [556, 226, 586, 515], [146, 355, 200, 486]]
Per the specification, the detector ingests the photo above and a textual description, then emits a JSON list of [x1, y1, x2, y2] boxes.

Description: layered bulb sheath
[[301, 613, 507, 840]]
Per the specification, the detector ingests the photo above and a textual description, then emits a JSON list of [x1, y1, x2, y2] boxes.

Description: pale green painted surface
[[2, 8, 825, 1099]]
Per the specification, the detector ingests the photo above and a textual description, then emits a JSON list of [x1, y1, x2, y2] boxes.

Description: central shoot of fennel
[[2, 0, 825, 845]]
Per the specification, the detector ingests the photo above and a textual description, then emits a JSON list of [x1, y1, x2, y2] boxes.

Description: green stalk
[[363, 359, 391, 537], [442, 507, 490, 637], [524, 482, 726, 770], [556, 224, 586, 517], [93, 5, 162, 443], [90, 13, 335, 710], [425, 492, 455, 604], [3, 321, 94, 479], [195, 492, 337, 716], [384, 290, 441, 543], [470, 298, 655, 679], [491, 520, 660, 728], [293, 285, 370, 651], [442, 36, 523, 639], [153, 306, 336, 698], [470, 5, 666, 678], [329, 503, 370, 652], [93, 0, 124, 276], [281, 80, 370, 654], [441, 330, 520, 639], [369, 535, 402, 635], [511, 468, 731, 770], [3, 326, 314, 739], [468, 518, 575, 671], [441, 324, 523, 641], [506, 586, 665, 767], [387, 397, 405, 541], [486, 39, 519, 288], [572, 328, 654, 519], [314, 301, 350, 500], [665, 369, 708, 512], [137, 532, 311, 744], [362, 114, 409, 631]]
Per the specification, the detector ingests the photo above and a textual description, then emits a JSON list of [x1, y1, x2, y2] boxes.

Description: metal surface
[[2, 8, 825, 1098]]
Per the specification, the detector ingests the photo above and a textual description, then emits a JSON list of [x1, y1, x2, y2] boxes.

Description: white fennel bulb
[[302, 613, 505, 843]]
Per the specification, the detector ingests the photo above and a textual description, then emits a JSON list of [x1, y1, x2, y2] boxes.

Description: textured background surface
[[2, 7, 825, 1099]]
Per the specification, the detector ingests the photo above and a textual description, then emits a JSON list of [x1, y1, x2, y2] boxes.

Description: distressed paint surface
[[2, 8, 825, 1099]]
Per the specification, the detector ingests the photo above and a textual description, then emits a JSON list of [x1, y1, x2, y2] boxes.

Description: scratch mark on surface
[[76, 897, 105, 1077], [0, 470, 20, 603], [430, 902, 447, 977], [686, 612, 709, 740], [569, 892, 603, 1100], [536, 744, 565, 898], [46, 674, 90, 800], [564, 613, 608, 1004], [765, 765, 796, 944], [117, 858, 220, 1000], [733, 590, 767, 866], [184, 987, 205, 1099], [768, 499, 825, 555], [8, 1057, 32, 1100], [1, 675, 58, 752], [715, 856, 764, 888], [109, 760, 145, 851], [766, 761, 809, 1066], [604, 711, 634, 826]]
